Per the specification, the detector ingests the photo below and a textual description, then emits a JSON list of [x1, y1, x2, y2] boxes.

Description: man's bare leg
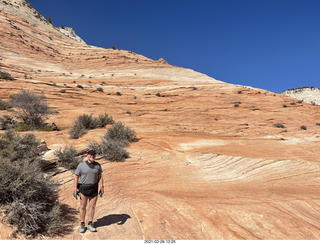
[[80, 194, 88, 223], [87, 196, 98, 232], [88, 195, 98, 222]]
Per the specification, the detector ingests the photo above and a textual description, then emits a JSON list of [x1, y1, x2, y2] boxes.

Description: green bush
[[54, 146, 82, 170], [0, 130, 66, 237]]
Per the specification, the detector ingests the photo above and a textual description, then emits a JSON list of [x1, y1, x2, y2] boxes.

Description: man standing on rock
[[74, 150, 104, 233]]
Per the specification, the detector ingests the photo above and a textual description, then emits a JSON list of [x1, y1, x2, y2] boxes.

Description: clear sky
[[27, 0, 320, 93]]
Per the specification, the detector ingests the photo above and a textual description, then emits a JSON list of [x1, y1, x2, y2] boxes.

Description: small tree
[[9, 89, 51, 129]]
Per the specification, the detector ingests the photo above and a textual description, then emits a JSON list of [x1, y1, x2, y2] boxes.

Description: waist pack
[[79, 183, 98, 197]]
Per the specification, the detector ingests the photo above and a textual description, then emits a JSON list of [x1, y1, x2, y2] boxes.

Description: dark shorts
[[79, 183, 98, 197]]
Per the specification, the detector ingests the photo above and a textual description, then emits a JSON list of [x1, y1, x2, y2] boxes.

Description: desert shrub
[[14, 122, 29, 132], [104, 121, 137, 145], [69, 113, 114, 139], [273, 123, 286, 129], [9, 89, 50, 129], [76, 114, 97, 130], [0, 70, 14, 80], [88, 122, 137, 162], [0, 130, 42, 163], [99, 138, 129, 162], [87, 141, 103, 155], [97, 87, 104, 92], [0, 115, 16, 130], [94, 113, 114, 128], [0, 98, 9, 110], [300, 125, 307, 130], [0, 159, 64, 237], [60, 89, 66, 93], [69, 119, 87, 139], [0, 131, 65, 237], [54, 146, 82, 170]]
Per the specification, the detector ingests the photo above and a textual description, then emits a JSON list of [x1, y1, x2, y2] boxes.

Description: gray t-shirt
[[75, 161, 102, 185]]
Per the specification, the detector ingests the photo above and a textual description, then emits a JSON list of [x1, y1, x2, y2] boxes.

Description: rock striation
[[0, 0, 320, 240]]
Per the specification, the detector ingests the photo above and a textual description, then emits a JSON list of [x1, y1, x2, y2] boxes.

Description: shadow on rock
[[53, 203, 78, 237], [95, 214, 131, 228]]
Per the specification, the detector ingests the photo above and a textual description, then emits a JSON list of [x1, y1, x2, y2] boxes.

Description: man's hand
[[73, 190, 79, 200], [99, 186, 104, 198]]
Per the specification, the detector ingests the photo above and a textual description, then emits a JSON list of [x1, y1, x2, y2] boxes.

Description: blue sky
[[27, 0, 320, 93]]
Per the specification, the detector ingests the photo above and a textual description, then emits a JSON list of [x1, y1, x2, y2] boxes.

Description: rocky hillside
[[281, 87, 320, 106], [1, 0, 320, 240]]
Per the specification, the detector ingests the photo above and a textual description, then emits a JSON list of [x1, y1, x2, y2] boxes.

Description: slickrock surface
[[1, 0, 320, 240], [281, 87, 320, 106]]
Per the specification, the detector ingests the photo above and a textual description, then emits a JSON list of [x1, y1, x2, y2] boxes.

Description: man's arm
[[99, 174, 104, 188], [74, 175, 79, 191]]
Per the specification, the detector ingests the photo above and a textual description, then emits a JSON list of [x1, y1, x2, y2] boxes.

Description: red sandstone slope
[[1, 0, 320, 240]]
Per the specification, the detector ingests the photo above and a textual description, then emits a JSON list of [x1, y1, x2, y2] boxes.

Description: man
[[74, 150, 104, 233]]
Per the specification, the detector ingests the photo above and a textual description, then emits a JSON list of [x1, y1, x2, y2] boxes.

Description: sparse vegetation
[[97, 87, 104, 92], [54, 146, 82, 170], [9, 89, 51, 130], [0, 98, 9, 110], [273, 123, 286, 129], [0, 70, 14, 80], [0, 130, 66, 237], [0, 115, 16, 130], [300, 125, 307, 130], [88, 121, 138, 162], [69, 113, 114, 139], [105, 121, 137, 145], [69, 119, 87, 139]]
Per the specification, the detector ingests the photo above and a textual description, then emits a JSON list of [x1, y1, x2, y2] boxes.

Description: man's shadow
[[95, 214, 131, 228]]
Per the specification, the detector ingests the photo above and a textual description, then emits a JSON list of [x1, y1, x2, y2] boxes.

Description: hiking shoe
[[79, 223, 86, 233], [87, 223, 97, 232]]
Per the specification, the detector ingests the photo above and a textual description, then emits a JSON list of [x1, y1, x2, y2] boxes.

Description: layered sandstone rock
[[281, 87, 320, 105], [1, 0, 320, 240]]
